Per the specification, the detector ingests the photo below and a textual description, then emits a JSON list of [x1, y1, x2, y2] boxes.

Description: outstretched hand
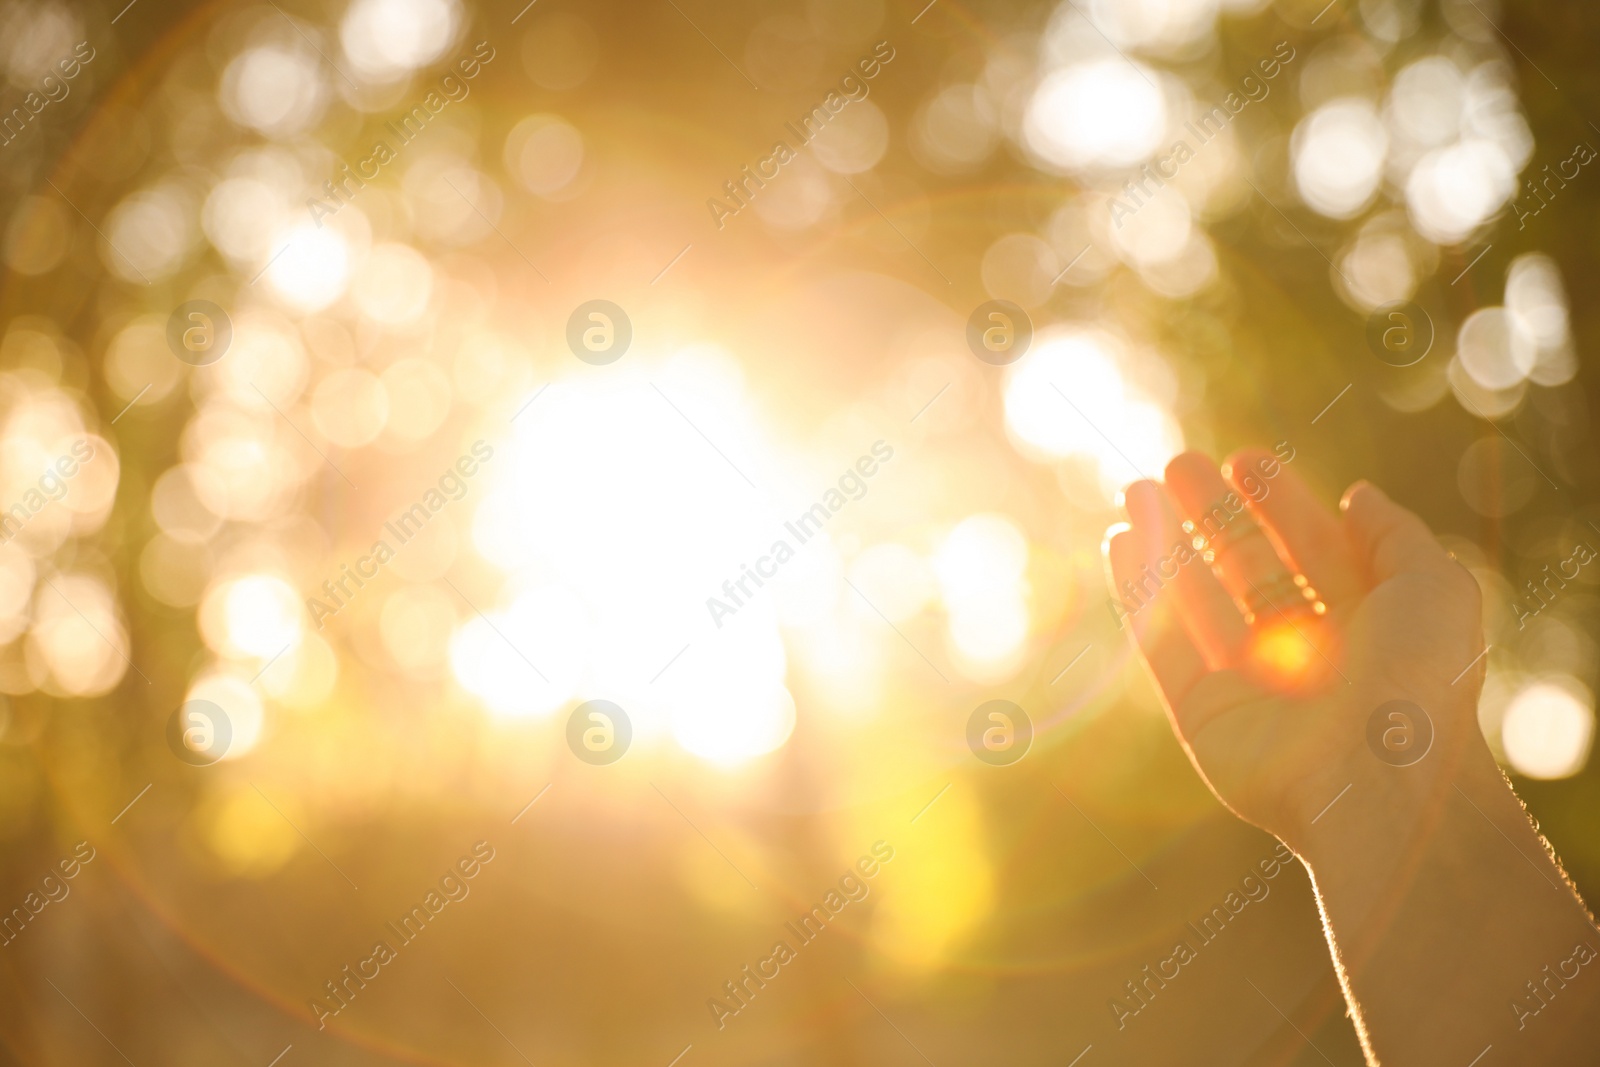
[[1106, 451, 1600, 1065], [1104, 449, 1487, 849]]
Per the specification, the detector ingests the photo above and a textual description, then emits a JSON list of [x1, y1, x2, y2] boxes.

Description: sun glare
[[1004, 330, 1183, 496], [1248, 618, 1326, 687], [458, 347, 800, 759]]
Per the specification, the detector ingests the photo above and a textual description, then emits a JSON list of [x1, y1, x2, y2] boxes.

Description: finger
[[1124, 479, 1249, 669], [1164, 452, 1310, 623], [1105, 524, 1208, 712], [1221, 449, 1364, 607], [1340, 480, 1453, 584]]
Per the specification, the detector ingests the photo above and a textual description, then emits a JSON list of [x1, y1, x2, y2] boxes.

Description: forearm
[[1300, 742, 1600, 1064]]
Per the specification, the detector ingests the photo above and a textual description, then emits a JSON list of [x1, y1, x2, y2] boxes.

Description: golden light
[[27, 572, 127, 697], [910, 84, 999, 175], [750, 152, 837, 230], [264, 223, 353, 312], [340, 0, 462, 83], [259, 633, 339, 710], [934, 514, 1030, 676], [664, 628, 795, 765], [14, 2, 1599, 1061], [461, 347, 808, 756], [103, 183, 196, 283], [1247, 618, 1323, 687], [766, 528, 843, 630], [1389, 56, 1466, 148], [219, 44, 328, 138], [1404, 139, 1518, 244], [1447, 350, 1524, 420], [1004, 329, 1183, 495], [846, 543, 935, 625], [1502, 679, 1595, 780], [387, 511, 459, 582], [982, 233, 1061, 308], [505, 115, 586, 199], [1292, 99, 1388, 219], [1335, 214, 1425, 311], [1389, 54, 1530, 245], [872, 786, 993, 971], [203, 173, 289, 265], [1083, 0, 1234, 52], [200, 782, 298, 877], [1506, 253, 1578, 387], [793, 614, 885, 719], [1024, 58, 1168, 171], [199, 574, 303, 660], [311, 367, 390, 449], [105, 315, 182, 407], [2, 3, 81, 83], [448, 590, 586, 720], [213, 310, 311, 412], [810, 101, 890, 174], [352, 242, 434, 327], [0, 543, 36, 644], [58, 434, 117, 525], [403, 156, 502, 244], [185, 671, 265, 760], [379, 584, 457, 680], [185, 407, 304, 522], [379, 358, 454, 446], [1107, 185, 1192, 267], [139, 532, 211, 607], [1455, 307, 1536, 392]]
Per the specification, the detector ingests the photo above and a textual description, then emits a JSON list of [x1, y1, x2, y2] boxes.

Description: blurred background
[[0, 0, 1596, 1063]]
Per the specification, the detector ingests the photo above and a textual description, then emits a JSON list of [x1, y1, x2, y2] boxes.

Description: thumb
[[1340, 480, 1450, 584]]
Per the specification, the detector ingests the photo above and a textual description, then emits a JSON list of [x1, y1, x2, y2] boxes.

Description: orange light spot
[[1249, 618, 1323, 686]]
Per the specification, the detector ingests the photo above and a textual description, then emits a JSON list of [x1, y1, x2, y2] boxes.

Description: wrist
[[1281, 679, 1494, 861], [1283, 725, 1600, 1062], [1294, 725, 1501, 872]]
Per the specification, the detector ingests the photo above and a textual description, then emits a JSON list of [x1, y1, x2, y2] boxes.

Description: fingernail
[[1102, 521, 1131, 553], [1340, 480, 1384, 513]]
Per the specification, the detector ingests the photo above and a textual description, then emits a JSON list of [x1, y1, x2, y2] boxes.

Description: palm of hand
[[1109, 452, 1485, 848]]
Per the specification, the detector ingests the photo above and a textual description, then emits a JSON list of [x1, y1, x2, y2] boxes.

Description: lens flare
[[1248, 616, 1331, 688]]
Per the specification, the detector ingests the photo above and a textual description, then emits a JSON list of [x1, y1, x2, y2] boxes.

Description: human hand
[[1104, 449, 1490, 852]]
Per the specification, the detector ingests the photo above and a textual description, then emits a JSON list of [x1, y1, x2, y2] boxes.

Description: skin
[[1105, 449, 1600, 1065]]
